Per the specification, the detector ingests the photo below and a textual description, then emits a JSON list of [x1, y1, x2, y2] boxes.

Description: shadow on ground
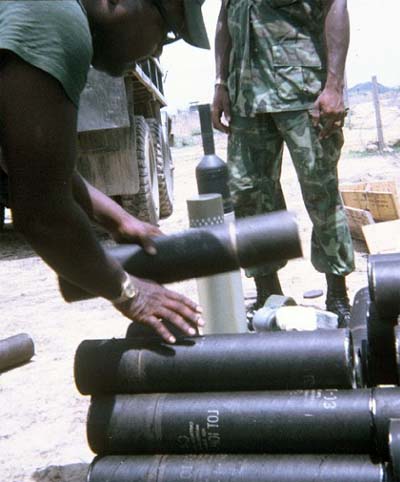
[[0, 227, 35, 261], [0, 223, 113, 262], [32, 463, 89, 482]]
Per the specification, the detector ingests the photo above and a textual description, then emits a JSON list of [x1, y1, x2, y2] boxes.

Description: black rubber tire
[[0, 167, 9, 231], [146, 118, 174, 219], [121, 116, 159, 225], [0, 204, 5, 231]]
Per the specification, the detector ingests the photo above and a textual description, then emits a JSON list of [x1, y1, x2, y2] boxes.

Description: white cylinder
[[187, 194, 247, 334]]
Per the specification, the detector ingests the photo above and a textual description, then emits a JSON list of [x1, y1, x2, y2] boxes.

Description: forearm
[[13, 193, 125, 300], [215, 3, 231, 82], [324, 0, 350, 91], [72, 171, 126, 236]]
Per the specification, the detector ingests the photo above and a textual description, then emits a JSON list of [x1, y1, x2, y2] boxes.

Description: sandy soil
[[1, 118, 400, 481]]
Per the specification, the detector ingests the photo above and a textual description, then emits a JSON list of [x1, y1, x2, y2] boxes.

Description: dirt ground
[[1, 108, 400, 481]]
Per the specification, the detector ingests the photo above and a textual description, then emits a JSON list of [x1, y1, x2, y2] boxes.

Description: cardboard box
[[340, 180, 400, 222], [362, 219, 400, 254], [344, 206, 375, 240], [340, 180, 400, 253]]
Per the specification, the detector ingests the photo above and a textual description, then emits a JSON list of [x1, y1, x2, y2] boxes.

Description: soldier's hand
[[114, 276, 205, 343], [111, 213, 162, 255], [212, 84, 231, 134], [311, 87, 346, 139]]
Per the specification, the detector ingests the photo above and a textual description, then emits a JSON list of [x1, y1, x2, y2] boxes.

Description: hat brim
[[181, 0, 210, 50]]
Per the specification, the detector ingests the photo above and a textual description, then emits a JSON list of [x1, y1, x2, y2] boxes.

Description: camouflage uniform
[[225, 0, 354, 277]]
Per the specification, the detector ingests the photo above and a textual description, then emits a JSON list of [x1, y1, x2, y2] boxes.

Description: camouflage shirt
[[226, 0, 327, 116]]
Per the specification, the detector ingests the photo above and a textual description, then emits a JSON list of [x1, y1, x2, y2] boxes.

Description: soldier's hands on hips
[[114, 276, 204, 344], [311, 86, 346, 139], [212, 84, 231, 134]]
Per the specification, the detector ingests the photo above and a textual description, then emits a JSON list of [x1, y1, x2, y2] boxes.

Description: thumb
[[140, 236, 157, 255], [310, 101, 320, 128], [223, 96, 232, 124]]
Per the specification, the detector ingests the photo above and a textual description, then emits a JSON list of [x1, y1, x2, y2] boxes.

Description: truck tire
[[0, 167, 8, 231], [147, 119, 174, 219], [121, 116, 160, 225], [0, 204, 5, 231]]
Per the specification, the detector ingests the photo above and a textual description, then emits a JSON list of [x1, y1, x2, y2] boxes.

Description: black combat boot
[[254, 272, 283, 309], [325, 273, 351, 328]]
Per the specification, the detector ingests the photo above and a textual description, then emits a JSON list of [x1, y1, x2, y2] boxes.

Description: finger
[[212, 110, 229, 134], [219, 121, 230, 135], [211, 105, 221, 128], [155, 307, 200, 337], [160, 299, 205, 331], [147, 225, 163, 237], [310, 102, 320, 128], [310, 111, 320, 128], [319, 118, 336, 139], [334, 118, 345, 128], [163, 289, 204, 318], [144, 316, 177, 344], [320, 111, 345, 135], [139, 236, 157, 255], [223, 98, 232, 125]]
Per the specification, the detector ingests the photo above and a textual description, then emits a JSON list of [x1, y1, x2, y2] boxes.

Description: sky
[[161, 0, 400, 111]]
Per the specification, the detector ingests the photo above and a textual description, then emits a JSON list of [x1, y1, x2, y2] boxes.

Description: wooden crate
[[340, 180, 400, 222], [344, 206, 375, 240]]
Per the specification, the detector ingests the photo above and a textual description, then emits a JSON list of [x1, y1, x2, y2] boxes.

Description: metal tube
[[198, 104, 216, 156], [187, 195, 247, 334], [368, 254, 400, 319], [86, 388, 400, 457], [59, 210, 302, 302], [389, 418, 400, 482], [0, 333, 35, 372], [366, 301, 398, 386], [396, 325, 400, 387], [125, 320, 184, 340], [74, 330, 355, 395], [87, 454, 386, 482], [349, 287, 370, 387], [367, 253, 400, 299], [196, 103, 233, 213], [373, 387, 400, 459], [342, 285, 398, 388]]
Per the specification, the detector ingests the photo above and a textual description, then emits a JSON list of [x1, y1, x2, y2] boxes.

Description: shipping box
[[339, 180, 400, 253]]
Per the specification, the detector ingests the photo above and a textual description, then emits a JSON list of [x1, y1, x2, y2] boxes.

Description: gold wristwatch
[[111, 272, 137, 305]]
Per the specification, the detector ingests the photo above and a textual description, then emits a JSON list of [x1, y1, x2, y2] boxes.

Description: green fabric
[[228, 112, 355, 277], [182, 0, 210, 49], [0, 0, 93, 107], [227, 0, 327, 116]]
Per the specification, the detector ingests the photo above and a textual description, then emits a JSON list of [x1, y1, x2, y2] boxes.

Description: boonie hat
[[182, 0, 210, 49], [151, 0, 210, 50]]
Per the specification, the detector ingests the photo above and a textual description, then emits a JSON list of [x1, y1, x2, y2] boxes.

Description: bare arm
[[312, 0, 350, 138], [72, 171, 161, 253], [215, 1, 231, 86], [324, 0, 349, 93], [1, 56, 124, 301], [212, 2, 232, 133], [0, 55, 202, 342]]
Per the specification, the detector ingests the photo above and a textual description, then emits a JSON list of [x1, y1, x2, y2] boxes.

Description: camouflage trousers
[[228, 111, 355, 278]]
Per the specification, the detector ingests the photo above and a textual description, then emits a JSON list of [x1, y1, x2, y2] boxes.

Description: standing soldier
[[212, 0, 354, 327]]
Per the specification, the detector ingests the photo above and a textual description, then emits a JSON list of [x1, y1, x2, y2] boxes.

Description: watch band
[[111, 271, 137, 305], [215, 77, 228, 88]]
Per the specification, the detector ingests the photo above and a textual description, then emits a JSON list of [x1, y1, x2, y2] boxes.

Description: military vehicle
[[77, 58, 174, 225], [0, 58, 174, 229]]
